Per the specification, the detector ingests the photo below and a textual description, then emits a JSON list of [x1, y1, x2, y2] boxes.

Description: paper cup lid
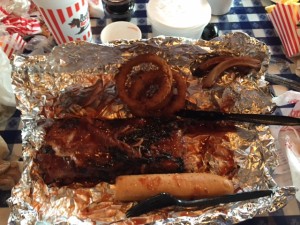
[[147, 0, 211, 29]]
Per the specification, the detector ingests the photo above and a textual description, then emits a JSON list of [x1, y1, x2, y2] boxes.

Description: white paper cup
[[100, 21, 142, 43], [149, 17, 208, 40], [207, 0, 233, 16], [32, 0, 93, 45], [147, 0, 211, 39]]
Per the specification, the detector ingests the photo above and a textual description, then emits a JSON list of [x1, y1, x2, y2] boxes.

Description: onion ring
[[129, 70, 162, 99], [197, 56, 233, 72], [115, 54, 173, 112], [162, 70, 187, 115], [121, 70, 187, 117], [202, 56, 261, 88], [130, 70, 187, 116], [129, 70, 173, 110], [115, 54, 187, 117]]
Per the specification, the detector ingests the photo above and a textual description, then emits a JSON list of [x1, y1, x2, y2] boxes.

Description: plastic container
[[147, 0, 211, 39], [287, 148, 300, 202], [207, 0, 233, 15], [100, 21, 142, 43]]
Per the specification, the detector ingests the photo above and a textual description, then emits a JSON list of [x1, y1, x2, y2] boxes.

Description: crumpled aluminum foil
[[8, 32, 296, 225]]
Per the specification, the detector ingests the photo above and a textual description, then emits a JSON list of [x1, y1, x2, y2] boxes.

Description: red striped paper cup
[[32, 0, 93, 45], [0, 33, 26, 59], [268, 3, 300, 58]]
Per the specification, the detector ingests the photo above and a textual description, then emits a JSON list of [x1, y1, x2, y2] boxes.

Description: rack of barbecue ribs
[[35, 117, 236, 186]]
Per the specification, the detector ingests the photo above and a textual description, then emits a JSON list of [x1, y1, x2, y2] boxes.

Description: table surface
[[1, 0, 300, 224]]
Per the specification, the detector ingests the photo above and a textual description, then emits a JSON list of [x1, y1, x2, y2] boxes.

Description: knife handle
[[176, 110, 300, 126]]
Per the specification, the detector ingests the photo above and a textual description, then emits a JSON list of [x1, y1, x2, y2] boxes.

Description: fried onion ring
[[115, 54, 173, 112], [162, 71, 187, 115], [129, 70, 173, 110], [115, 54, 187, 117], [129, 70, 162, 99], [129, 70, 187, 117], [196, 56, 233, 72], [202, 56, 261, 88]]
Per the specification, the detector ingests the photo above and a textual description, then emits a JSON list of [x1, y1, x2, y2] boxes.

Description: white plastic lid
[[147, 0, 211, 29]]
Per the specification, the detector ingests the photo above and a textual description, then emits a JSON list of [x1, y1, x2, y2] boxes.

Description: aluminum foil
[[8, 32, 296, 225]]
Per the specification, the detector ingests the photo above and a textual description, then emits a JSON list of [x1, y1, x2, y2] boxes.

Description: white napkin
[[0, 49, 16, 107]]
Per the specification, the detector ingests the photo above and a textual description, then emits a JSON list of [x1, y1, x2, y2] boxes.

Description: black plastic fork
[[126, 190, 273, 217]]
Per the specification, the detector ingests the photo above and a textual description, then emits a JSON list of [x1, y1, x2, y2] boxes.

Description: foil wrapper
[[8, 32, 296, 225], [1, 0, 31, 17]]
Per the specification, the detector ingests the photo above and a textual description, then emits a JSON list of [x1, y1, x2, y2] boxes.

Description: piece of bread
[[115, 173, 234, 201]]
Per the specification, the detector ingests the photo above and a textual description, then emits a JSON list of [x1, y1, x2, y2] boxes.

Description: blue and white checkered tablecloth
[[1, 0, 300, 224], [0, 110, 22, 155]]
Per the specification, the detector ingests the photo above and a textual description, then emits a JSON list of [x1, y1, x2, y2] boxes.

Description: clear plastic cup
[[279, 126, 300, 202], [287, 148, 300, 201], [285, 128, 300, 202]]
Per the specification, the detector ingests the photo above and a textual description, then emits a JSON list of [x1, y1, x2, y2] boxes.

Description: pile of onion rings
[[115, 54, 187, 117]]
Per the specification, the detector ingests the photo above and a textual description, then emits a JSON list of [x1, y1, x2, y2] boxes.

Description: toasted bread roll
[[115, 173, 234, 201]]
